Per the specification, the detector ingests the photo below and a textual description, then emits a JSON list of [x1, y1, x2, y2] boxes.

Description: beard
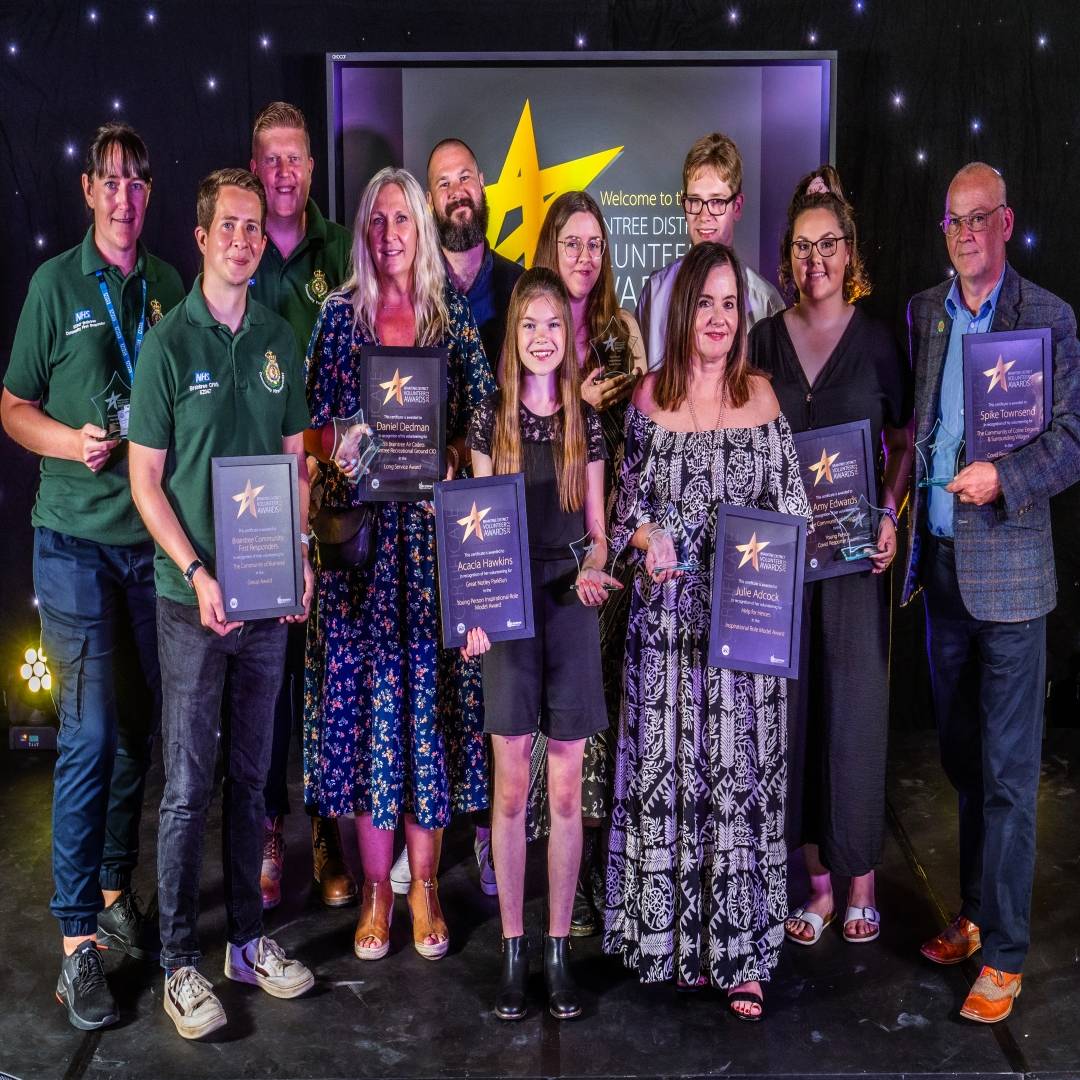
[[436, 191, 490, 252]]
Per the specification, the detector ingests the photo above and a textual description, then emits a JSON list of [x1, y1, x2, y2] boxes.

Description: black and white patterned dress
[[602, 403, 811, 988]]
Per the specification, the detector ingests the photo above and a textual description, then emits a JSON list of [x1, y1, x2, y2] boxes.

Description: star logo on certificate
[[808, 447, 840, 486], [457, 501, 491, 543], [379, 368, 412, 405], [232, 479, 265, 519], [485, 100, 623, 266], [984, 355, 1016, 393], [735, 532, 770, 571]]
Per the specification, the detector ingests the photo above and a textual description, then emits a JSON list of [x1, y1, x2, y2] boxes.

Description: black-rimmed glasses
[[791, 236, 848, 259], [681, 193, 740, 216]]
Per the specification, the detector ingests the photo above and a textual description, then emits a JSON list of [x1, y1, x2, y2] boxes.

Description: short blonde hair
[[682, 132, 743, 195], [251, 101, 310, 158]]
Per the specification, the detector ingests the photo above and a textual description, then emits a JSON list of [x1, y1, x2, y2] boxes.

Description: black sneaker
[[56, 940, 119, 1030], [97, 890, 158, 959]]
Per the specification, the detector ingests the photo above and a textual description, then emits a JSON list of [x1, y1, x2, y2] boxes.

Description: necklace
[[686, 377, 726, 432]]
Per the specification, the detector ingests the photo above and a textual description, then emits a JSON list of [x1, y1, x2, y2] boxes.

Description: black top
[[467, 392, 606, 558], [463, 246, 524, 368], [748, 306, 912, 453]]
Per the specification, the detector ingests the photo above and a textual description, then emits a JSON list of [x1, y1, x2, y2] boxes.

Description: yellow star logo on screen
[[485, 100, 623, 267], [232, 479, 265, 519], [457, 501, 491, 543], [808, 447, 840, 486], [735, 532, 770, 571], [984, 355, 1016, 393], [379, 368, 412, 405]]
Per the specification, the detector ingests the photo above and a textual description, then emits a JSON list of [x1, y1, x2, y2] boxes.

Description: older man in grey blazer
[[903, 161, 1080, 1023]]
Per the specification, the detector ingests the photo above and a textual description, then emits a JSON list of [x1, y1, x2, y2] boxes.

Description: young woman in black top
[[464, 268, 618, 1020]]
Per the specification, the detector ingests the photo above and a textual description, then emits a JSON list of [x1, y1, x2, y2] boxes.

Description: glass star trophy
[[90, 371, 131, 440], [568, 528, 624, 594], [915, 419, 964, 489], [589, 315, 637, 381], [829, 494, 881, 562], [330, 408, 381, 484]]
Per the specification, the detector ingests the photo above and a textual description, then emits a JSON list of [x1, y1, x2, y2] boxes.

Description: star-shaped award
[[232, 479, 265, 519], [735, 532, 770, 571], [105, 391, 121, 410], [379, 368, 413, 406], [457, 501, 491, 543], [808, 446, 840, 486], [984, 355, 1016, 393]]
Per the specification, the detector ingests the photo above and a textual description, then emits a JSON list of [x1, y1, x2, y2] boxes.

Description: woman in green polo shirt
[[0, 123, 184, 1031]]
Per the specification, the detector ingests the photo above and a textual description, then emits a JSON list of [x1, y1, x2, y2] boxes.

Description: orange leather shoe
[[408, 877, 449, 960], [353, 880, 393, 961], [920, 915, 980, 965], [960, 966, 1022, 1023], [312, 816, 358, 908]]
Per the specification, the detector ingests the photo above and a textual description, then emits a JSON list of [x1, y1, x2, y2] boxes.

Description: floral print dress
[[602, 404, 811, 988], [303, 289, 495, 828]]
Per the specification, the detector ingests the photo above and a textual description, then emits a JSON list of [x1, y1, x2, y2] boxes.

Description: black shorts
[[481, 558, 608, 742]]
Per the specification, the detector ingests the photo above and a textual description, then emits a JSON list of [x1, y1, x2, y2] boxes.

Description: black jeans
[[34, 527, 159, 937], [156, 598, 287, 971], [922, 536, 1045, 973], [262, 621, 307, 819]]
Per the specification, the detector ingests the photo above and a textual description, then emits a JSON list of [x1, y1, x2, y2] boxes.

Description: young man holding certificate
[[128, 168, 315, 1040], [904, 161, 1080, 1024]]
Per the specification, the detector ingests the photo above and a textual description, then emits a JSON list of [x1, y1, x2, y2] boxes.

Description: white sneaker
[[474, 831, 498, 896], [389, 846, 411, 896], [225, 936, 314, 999], [164, 966, 227, 1040]]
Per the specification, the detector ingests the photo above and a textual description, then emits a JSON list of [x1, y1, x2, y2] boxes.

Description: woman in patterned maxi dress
[[602, 242, 811, 1019], [303, 168, 494, 962]]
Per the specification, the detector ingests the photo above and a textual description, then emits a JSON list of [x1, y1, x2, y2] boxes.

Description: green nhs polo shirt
[[4, 228, 185, 546], [247, 199, 352, 358], [127, 278, 310, 604]]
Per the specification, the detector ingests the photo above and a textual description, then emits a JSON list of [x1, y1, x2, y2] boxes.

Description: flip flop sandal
[[784, 906, 835, 945], [843, 905, 881, 943], [727, 989, 765, 1022]]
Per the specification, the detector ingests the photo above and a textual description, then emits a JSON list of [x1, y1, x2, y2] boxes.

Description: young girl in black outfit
[[463, 267, 619, 1021]]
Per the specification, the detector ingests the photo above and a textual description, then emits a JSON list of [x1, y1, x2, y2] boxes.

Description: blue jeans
[[155, 598, 287, 971], [34, 527, 160, 938], [922, 536, 1045, 973]]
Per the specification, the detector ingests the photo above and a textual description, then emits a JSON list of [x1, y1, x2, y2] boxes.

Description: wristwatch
[[183, 559, 204, 588]]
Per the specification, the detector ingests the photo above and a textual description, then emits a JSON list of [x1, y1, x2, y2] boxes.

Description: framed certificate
[[211, 454, 304, 621], [963, 328, 1052, 463], [358, 345, 447, 501], [434, 474, 534, 649], [794, 421, 877, 581], [707, 504, 806, 679]]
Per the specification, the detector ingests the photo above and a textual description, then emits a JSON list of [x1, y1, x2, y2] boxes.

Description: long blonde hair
[[337, 167, 449, 345], [492, 268, 587, 514]]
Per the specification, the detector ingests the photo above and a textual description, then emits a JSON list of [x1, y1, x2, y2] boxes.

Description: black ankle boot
[[570, 829, 599, 937], [543, 934, 581, 1020], [494, 935, 529, 1020]]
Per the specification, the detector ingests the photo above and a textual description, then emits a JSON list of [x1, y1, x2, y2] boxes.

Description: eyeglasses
[[557, 237, 606, 259], [681, 193, 740, 216], [791, 236, 848, 259], [940, 204, 1005, 236]]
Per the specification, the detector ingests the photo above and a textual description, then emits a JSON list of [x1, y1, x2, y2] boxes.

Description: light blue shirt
[[927, 270, 1006, 537]]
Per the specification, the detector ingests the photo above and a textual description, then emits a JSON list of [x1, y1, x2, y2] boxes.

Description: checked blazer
[[901, 263, 1080, 621]]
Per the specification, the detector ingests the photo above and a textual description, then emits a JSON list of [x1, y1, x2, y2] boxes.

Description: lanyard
[[96, 271, 146, 384]]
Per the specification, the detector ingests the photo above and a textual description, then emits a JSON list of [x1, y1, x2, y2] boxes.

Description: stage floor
[[0, 731, 1077, 1080]]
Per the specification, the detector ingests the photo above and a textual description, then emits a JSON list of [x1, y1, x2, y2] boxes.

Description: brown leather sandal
[[353, 879, 393, 961], [407, 877, 449, 960]]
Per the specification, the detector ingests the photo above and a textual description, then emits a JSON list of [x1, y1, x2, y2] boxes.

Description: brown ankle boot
[[312, 815, 357, 908]]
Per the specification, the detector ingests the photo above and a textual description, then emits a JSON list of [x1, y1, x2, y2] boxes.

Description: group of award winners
[[4, 99, 1080, 1042]]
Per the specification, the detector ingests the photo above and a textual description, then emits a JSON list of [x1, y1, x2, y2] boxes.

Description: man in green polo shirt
[[128, 168, 314, 1041], [1, 123, 183, 1031], [246, 101, 356, 911]]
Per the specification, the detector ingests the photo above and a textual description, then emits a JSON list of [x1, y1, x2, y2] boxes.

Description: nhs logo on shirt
[[188, 370, 220, 396], [65, 307, 106, 337]]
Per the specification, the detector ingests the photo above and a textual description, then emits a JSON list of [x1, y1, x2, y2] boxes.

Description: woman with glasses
[[528, 191, 647, 936], [749, 170, 913, 948], [603, 242, 811, 1020]]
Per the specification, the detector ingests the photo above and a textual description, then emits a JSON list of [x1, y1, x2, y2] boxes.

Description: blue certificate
[[963, 328, 1052, 463], [434, 474, 534, 649], [708, 504, 806, 680], [211, 454, 304, 621]]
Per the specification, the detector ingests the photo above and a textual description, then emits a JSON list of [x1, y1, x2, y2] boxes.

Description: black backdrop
[[3, 0, 1079, 724]]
